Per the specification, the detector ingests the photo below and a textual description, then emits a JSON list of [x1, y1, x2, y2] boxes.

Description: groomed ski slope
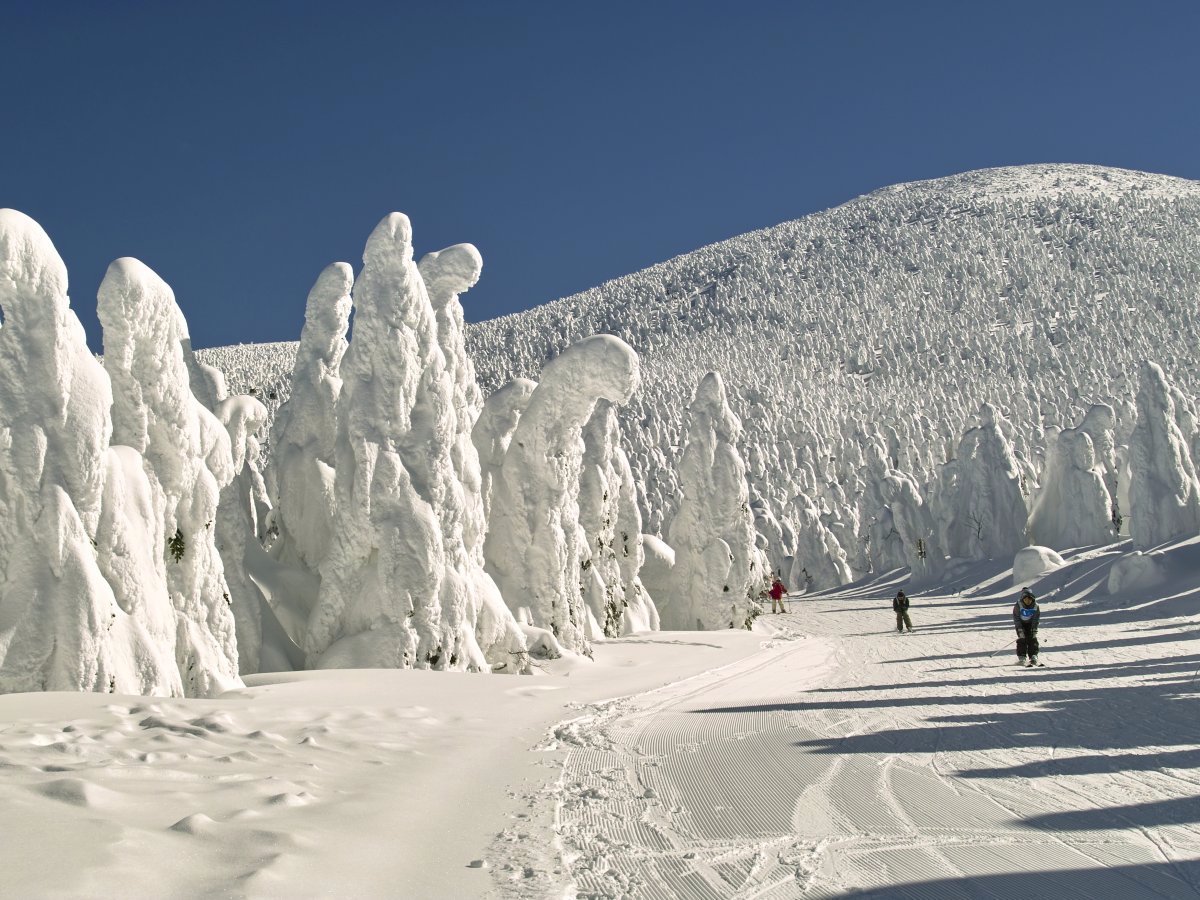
[[521, 541, 1200, 900], [3, 537, 1200, 898]]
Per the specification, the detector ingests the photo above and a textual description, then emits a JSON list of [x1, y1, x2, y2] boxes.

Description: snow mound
[[1106, 550, 1166, 595], [1012, 545, 1065, 586]]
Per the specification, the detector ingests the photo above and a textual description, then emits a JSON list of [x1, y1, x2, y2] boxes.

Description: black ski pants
[[1016, 625, 1039, 659], [896, 610, 912, 631]]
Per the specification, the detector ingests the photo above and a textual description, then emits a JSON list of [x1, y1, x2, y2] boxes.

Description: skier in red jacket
[[767, 576, 787, 614]]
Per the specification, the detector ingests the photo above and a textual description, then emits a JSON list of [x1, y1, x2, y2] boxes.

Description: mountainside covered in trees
[[203, 163, 1200, 561], [6, 163, 1200, 695]]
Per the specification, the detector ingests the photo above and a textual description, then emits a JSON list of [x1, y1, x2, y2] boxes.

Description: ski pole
[[988, 638, 1017, 657]]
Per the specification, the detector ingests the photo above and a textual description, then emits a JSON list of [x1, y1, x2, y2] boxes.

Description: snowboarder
[[893, 590, 913, 633], [1014, 589, 1040, 666], [765, 576, 788, 614]]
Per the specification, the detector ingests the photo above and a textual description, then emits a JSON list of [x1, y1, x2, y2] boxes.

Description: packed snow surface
[[4, 540, 1200, 897]]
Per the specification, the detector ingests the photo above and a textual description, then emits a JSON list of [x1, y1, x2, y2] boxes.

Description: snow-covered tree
[[1078, 403, 1121, 532], [1128, 361, 1200, 549], [862, 442, 945, 581], [268, 262, 353, 573], [419, 243, 528, 670], [1028, 427, 1113, 549], [472, 378, 537, 523], [309, 214, 522, 672], [214, 395, 278, 674], [941, 404, 1029, 560], [98, 257, 241, 697], [485, 335, 640, 654], [579, 401, 659, 636], [786, 491, 852, 591], [664, 372, 762, 630], [0, 210, 181, 695]]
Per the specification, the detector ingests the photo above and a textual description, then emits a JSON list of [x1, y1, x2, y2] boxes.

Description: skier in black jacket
[[893, 590, 913, 633], [1014, 589, 1040, 666]]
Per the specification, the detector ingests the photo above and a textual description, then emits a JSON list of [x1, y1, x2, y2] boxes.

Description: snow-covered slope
[[202, 164, 1200, 546]]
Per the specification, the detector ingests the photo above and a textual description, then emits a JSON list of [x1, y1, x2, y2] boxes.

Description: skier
[[1014, 589, 1041, 666], [767, 576, 788, 614], [893, 590, 913, 633]]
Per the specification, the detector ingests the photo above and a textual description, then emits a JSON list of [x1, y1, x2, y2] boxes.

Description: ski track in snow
[[524, 593, 1200, 899]]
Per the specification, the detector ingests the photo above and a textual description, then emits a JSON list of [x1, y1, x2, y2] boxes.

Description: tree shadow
[[825, 652, 1200, 690], [1023, 796, 1200, 831], [883, 627, 1200, 665], [959, 745, 1200, 780], [830, 860, 1200, 899], [687, 666, 1200, 835]]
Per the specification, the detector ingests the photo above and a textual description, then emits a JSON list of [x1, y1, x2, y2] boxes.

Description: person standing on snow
[[767, 576, 788, 614], [1014, 589, 1041, 666], [893, 590, 913, 633]]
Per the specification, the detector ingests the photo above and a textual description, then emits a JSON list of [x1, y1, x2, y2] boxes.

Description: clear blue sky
[[3, 0, 1198, 350]]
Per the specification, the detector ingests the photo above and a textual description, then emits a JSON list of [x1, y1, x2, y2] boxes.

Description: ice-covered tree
[[419, 243, 528, 670], [664, 372, 761, 630], [579, 401, 659, 636], [472, 378, 537, 522], [269, 262, 353, 573], [1128, 361, 1200, 549], [862, 442, 945, 581], [941, 404, 1029, 560], [485, 335, 640, 653], [1028, 427, 1113, 549], [214, 395, 277, 674], [98, 257, 241, 697], [786, 491, 852, 591], [1078, 403, 1121, 532], [309, 214, 521, 671], [0, 210, 180, 695]]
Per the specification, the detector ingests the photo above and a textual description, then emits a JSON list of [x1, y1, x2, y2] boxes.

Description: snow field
[[540, 539, 1200, 898], [0, 631, 768, 898]]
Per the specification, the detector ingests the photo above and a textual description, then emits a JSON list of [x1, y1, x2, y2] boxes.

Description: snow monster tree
[[308, 214, 525, 671], [484, 335, 641, 655], [0, 210, 182, 695], [941, 403, 1029, 561], [269, 262, 354, 576], [98, 257, 242, 697], [664, 371, 762, 630], [1128, 361, 1200, 550]]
